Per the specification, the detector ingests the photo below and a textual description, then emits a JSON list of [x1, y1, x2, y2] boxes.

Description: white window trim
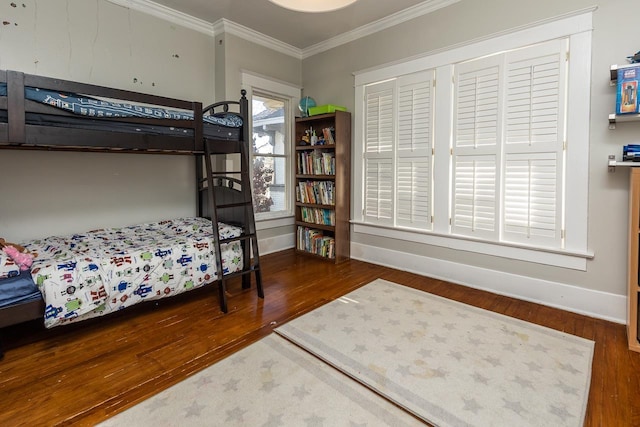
[[353, 10, 594, 270], [241, 71, 301, 222]]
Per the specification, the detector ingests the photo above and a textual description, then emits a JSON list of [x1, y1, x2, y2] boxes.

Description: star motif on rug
[[196, 375, 213, 388], [360, 314, 372, 321], [503, 399, 527, 415], [525, 361, 542, 372], [349, 422, 368, 427], [388, 319, 401, 326], [353, 344, 368, 354], [304, 414, 326, 426], [222, 378, 240, 392], [260, 379, 280, 393], [418, 348, 433, 358], [556, 380, 579, 395], [405, 309, 416, 316], [431, 334, 447, 344], [471, 372, 490, 385], [462, 397, 483, 414], [417, 320, 429, 328], [337, 312, 349, 320], [230, 355, 247, 365], [431, 367, 448, 378], [484, 356, 502, 367], [532, 343, 549, 353], [370, 328, 383, 337], [559, 362, 580, 375], [226, 406, 247, 422], [512, 375, 535, 389], [384, 344, 400, 354], [380, 306, 392, 312], [473, 324, 487, 332], [396, 364, 413, 377], [261, 359, 277, 370], [502, 342, 517, 352], [569, 347, 585, 356], [292, 384, 311, 400], [448, 350, 464, 361], [342, 326, 355, 334], [312, 323, 327, 332], [184, 401, 206, 418], [261, 413, 285, 427], [443, 322, 456, 331], [145, 396, 168, 413], [550, 404, 575, 421]]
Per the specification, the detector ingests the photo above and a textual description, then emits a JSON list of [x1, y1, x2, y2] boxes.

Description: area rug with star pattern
[[98, 278, 594, 427], [275, 278, 594, 427]]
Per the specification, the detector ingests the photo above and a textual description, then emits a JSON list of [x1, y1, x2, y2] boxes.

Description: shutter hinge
[[432, 147, 435, 156], [449, 217, 452, 225], [566, 51, 570, 62], [433, 79, 436, 88], [563, 140, 567, 151], [561, 229, 565, 239], [450, 148, 453, 155]]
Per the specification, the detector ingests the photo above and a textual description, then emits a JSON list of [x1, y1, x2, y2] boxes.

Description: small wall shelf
[[609, 113, 640, 129]]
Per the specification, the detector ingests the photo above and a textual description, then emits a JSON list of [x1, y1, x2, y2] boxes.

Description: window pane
[[252, 96, 286, 155], [253, 156, 287, 213]]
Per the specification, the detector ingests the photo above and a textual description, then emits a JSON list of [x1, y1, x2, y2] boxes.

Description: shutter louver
[[363, 81, 395, 225], [365, 158, 393, 221], [453, 156, 497, 236], [504, 153, 557, 240], [452, 56, 502, 239], [366, 88, 394, 153], [502, 39, 566, 246], [396, 75, 433, 228]]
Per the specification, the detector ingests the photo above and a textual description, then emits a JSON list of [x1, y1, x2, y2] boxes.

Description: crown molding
[[302, 0, 461, 58], [105, 0, 213, 35], [106, 0, 460, 61], [213, 19, 303, 59]]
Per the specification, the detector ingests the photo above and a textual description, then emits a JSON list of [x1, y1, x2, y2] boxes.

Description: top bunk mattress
[[11, 217, 244, 328], [0, 82, 243, 144]]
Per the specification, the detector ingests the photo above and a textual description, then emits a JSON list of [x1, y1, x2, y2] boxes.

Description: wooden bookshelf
[[628, 168, 640, 352], [294, 111, 350, 263]]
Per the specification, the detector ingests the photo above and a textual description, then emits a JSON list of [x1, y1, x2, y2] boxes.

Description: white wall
[[302, 0, 637, 322]]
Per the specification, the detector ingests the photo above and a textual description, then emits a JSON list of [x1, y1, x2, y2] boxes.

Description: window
[[353, 11, 592, 269], [242, 73, 300, 222]]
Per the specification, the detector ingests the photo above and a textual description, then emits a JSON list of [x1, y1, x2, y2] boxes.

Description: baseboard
[[351, 242, 626, 324], [258, 232, 295, 256]]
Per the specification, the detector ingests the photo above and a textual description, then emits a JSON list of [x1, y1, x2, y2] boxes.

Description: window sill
[[352, 222, 593, 271], [256, 215, 294, 231]]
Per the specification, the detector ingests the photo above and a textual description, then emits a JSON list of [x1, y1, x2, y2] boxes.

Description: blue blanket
[[0, 83, 242, 128]]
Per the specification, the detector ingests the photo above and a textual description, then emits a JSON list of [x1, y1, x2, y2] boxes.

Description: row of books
[[297, 151, 335, 175], [296, 180, 335, 205], [297, 226, 335, 259], [299, 207, 335, 226]]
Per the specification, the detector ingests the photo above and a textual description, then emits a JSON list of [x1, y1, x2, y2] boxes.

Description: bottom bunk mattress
[[13, 217, 243, 328]]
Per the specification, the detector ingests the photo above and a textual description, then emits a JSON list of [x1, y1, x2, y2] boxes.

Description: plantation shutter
[[502, 39, 567, 247], [363, 80, 395, 224], [396, 71, 434, 229], [451, 55, 502, 239]]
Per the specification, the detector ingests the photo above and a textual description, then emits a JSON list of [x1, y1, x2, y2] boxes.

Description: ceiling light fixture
[[268, 0, 358, 13]]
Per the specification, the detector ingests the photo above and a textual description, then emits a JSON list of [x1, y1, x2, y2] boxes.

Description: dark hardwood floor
[[0, 249, 637, 426]]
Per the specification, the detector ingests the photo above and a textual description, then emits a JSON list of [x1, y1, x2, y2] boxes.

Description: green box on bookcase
[[308, 104, 347, 116]]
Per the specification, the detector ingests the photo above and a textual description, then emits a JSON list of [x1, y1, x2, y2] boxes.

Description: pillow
[[0, 251, 21, 280]]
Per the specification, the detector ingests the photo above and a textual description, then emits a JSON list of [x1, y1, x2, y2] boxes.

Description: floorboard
[[0, 249, 637, 426]]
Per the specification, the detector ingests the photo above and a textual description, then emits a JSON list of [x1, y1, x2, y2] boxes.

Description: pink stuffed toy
[[3, 246, 33, 271]]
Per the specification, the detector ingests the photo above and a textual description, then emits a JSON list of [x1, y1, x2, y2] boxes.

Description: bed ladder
[[202, 140, 264, 313]]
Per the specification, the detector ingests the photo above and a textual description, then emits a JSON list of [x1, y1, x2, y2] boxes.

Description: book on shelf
[[322, 127, 335, 145], [297, 151, 335, 175], [297, 181, 335, 205], [297, 226, 335, 259]]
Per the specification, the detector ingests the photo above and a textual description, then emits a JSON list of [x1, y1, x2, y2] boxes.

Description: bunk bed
[[0, 70, 263, 356]]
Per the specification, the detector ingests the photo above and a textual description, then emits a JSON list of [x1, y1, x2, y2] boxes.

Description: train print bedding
[[12, 217, 242, 328]]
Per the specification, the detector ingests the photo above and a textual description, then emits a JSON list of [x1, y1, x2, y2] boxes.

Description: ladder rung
[[216, 201, 252, 209], [220, 265, 260, 281], [220, 233, 256, 244], [207, 171, 243, 176]]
